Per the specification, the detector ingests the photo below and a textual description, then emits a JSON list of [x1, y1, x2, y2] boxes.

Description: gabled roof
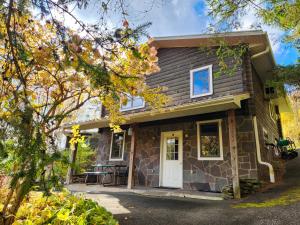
[[149, 30, 292, 113]]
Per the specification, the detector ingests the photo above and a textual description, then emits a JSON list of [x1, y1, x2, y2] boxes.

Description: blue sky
[[72, 0, 298, 66]]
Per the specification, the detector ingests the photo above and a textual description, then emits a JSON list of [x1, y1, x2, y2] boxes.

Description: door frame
[[159, 130, 183, 188]]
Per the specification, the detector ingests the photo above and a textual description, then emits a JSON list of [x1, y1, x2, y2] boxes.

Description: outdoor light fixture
[[128, 127, 132, 136]]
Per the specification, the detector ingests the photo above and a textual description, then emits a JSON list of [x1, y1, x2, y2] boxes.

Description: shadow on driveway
[[78, 155, 300, 225], [111, 156, 300, 225]]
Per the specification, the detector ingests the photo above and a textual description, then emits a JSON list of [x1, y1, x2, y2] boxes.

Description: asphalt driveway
[[103, 153, 300, 225]]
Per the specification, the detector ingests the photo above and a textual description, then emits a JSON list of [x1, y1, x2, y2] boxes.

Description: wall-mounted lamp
[[128, 127, 133, 136]]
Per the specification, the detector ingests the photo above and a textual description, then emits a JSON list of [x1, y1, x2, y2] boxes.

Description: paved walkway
[[67, 153, 300, 225]]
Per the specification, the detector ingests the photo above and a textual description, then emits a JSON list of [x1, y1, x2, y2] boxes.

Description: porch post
[[66, 143, 78, 185], [127, 124, 137, 189], [228, 109, 241, 199]]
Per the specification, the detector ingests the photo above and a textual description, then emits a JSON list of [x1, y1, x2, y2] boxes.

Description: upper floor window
[[109, 132, 125, 161], [120, 95, 145, 111], [190, 65, 213, 98], [197, 119, 223, 160]]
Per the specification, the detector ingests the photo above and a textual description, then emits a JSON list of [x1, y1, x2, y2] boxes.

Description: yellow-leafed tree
[[0, 1, 168, 224], [281, 94, 300, 147]]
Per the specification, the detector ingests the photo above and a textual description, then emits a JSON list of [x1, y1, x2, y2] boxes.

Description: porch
[[66, 183, 224, 201], [66, 109, 247, 199]]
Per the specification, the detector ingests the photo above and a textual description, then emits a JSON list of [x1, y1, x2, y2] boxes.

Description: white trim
[[120, 95, 145, 112], [190, 65, 213, 98], [159, 130, 183, 188], [197, 119, 223, 160], [109, 131, 125, 161]]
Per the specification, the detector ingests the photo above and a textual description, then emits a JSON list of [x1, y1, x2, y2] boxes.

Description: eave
[[150, 30, 276, 83], [63, 93, 250, 130]]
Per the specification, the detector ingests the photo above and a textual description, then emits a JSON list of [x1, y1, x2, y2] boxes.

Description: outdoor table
[[85, 164, 127, 185]]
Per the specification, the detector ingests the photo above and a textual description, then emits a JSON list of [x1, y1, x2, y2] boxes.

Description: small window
[[197, 120, 223, 160], [190, 65, 213, 98], [166, 137, 179, 160], [120, 94, 145, 111], [109, 132, 125, 161]]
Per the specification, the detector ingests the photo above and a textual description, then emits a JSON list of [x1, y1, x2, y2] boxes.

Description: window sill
[[120, 105, 145, 112], [190, 91, 213, 99], [109, 158, 124, 161], [198, 157, 223, 161]]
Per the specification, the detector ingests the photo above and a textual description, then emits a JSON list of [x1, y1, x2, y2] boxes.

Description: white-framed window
[[109, 131, 125, 161], [197, 119, 223, 160], [120, 94, 145, 111], [190, 65, 213, 98]]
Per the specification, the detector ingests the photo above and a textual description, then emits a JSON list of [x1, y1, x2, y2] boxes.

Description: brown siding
[[251, 67, 285, 181], [120, 47, 246, 115]]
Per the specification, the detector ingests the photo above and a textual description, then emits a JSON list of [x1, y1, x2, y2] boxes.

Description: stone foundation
[[94, 112, 262, 193]]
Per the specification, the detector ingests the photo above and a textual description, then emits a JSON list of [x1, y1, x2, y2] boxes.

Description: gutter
[[253, 116, 275, 183], [62, 93, 250, 130], [251, 46, 270, 60]]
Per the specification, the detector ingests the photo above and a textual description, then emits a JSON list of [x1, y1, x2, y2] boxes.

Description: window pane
[[166, 137, 179, 160], [200, 123, 220, 157], [111, 133, 124, 159], [193, 68, 210, 96], [121, 95, 144, 110], [121, 98, 133, 110], [132, 96, 144, 108]]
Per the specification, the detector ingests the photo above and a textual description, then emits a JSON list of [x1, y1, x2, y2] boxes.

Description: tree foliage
[[281, 93, 300, 147], [206, 0, 300, 97], [0, 0, 167, 224]]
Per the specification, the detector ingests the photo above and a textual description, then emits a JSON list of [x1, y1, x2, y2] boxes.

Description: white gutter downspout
[[253, 116, 275, 183], [251, 46, 270, 60]]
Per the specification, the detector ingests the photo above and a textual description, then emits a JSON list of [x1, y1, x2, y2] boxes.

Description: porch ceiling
[[63, 93, 250, 131]]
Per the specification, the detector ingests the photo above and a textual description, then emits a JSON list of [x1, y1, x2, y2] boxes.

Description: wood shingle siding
[[120, 47, 246, 115]]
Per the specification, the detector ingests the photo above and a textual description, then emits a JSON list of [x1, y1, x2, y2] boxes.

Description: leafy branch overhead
[[0, 0, 167, 224], [199, 39, 248, 77], [206, 0, 300, 97]]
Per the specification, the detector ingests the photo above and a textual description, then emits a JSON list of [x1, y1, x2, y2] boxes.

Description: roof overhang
[[273, 96, 292, 113], [63, 93, 250, 130], [150, 30, 276, 83]]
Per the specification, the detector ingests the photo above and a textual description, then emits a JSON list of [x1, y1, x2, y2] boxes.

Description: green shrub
[[0, 189, 118, 225], [53, 142, 96, 183]]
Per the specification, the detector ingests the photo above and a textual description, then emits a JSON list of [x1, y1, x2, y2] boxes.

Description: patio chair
[[115, 167, 128, 185], [84, 171, 113, 185]]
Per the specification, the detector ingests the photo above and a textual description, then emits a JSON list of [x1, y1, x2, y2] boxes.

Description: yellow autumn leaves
[[0, 11, 168, 130]]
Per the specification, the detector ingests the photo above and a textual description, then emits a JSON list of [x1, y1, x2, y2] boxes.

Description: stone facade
[[236, 113, 259, 179], [95, 109, 263, 192]]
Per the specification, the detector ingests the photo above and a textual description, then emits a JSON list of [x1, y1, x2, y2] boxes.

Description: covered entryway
[[160, 130, 183, 188]]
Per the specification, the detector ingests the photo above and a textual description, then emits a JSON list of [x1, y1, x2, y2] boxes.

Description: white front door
[[160, 130, 183, 188]]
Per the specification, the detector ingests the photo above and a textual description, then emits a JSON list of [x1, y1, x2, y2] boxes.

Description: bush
[[53, 142, 96, 183], [0, 189, 118, 225]]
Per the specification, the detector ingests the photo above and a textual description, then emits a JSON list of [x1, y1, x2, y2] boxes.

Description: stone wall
[[95, 111, 260, 193], [134, 117, 233, 192], [236, 113, 258, 179]]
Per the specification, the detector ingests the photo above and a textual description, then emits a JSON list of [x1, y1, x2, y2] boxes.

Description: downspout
[[253, 116, 275, 183]]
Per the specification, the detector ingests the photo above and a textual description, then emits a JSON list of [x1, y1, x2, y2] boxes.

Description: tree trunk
[[2, 178, 32, 225]]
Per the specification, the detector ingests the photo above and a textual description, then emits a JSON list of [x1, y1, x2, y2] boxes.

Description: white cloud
[[49, 0, 286, 58], [233, 5, 284, 54]]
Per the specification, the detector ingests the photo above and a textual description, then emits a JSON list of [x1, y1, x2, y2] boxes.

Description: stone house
[[64, 30, 290, 198]]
